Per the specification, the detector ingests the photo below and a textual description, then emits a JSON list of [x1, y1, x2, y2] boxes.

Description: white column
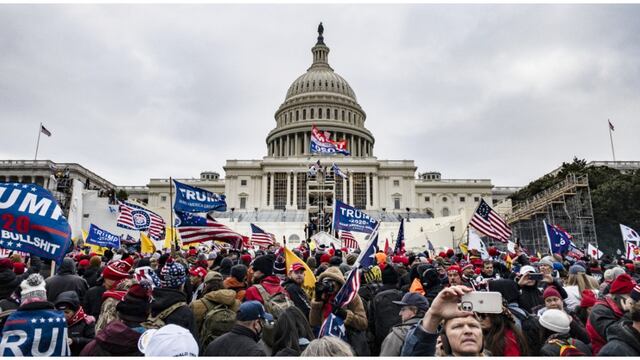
[[342, 175, 347, 202], [269, 173, 275, 209], [349, 172, 354, 205], [286, 172, 291, 208], [365, 172, 371, 210], [292, 172, 298, 208], [304, 133, 309, 155], [295, 134, 299, 156], [372, 174, 379, 209]]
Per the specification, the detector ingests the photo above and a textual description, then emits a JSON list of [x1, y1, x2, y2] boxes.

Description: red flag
[[384, 238, 390, 255]]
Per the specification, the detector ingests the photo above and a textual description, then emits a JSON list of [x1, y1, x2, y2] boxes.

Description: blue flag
[[318, 313, 347, 341], [543, 220, 571, 254], [86, 224, 121, 249], [0, 183, 72, 264], [394, 219, 405, 255], [333, 268, 361, 308], [355, 231, 380, 269], [333, 200, 378, 234], [173, 179, 227, 213], [0, 309, 70, 356]]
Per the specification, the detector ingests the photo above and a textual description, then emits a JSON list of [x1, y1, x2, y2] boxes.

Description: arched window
[[342, 110, 345, 120], [334, 109, 338, 119], [442, 208, 450, 217], [303, 109, 306, 120], [327, 108, 330, 119]]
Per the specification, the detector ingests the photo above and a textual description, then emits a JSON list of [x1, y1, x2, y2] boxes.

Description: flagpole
[[169, 177, 176, 253], [34, 122, 42, 161], [608, 119, 616, 162]]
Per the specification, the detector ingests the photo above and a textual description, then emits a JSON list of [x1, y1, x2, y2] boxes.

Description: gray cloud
[[1, 4, 638, 187]]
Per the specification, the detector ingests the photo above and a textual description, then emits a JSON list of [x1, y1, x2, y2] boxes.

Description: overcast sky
[[1, 4, 639, 187]]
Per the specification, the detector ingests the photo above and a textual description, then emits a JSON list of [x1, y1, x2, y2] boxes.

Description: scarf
[[68, 306, 95, 327], [102, 290, 127, 302]]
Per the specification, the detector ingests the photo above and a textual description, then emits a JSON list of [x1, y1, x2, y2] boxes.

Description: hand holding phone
[[460, 291, 503, 314]]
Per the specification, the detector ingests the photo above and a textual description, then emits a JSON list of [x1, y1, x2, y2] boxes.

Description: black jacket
[[204, 324, 266, 356], [54, 291, 96, 356], [0, 269, 20, 301], [519, 284, 543, 313], [151, 287, 197, 340], [82, 266, 101, 288], [45, 258, 89, 303], [83, 285, 106, 319], [599, 321, 640, 356], [282, 278, 311, 319]]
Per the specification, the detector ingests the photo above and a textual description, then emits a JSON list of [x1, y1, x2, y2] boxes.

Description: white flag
[[626, 242, 639, 260], [620, 224, 640, 243], [468, 228, 489, 259], [587, 243, 603, 259], [507, 241, 516, 253]]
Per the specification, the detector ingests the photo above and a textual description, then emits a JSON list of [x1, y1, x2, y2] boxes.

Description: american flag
[[340, 231, 359, 250], [394, 219, 406, 255], [250, 223, 275, 248], [333, 267, 361, 308], [117, 201, 166, 240], [175, 211, 243, 248], [469, 198, 512, 242]]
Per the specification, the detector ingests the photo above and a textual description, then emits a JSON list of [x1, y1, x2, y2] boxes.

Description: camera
[[321, 278, 336, 294]]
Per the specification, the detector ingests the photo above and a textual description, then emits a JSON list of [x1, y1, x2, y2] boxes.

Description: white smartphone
[[460, 291, 503, 314]]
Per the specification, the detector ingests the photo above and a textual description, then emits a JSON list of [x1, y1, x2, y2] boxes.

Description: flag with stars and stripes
[[175, 211, 243, 249], [394, 219, 406, 255], [1, 309, 70, 356], [318, 313, 347, 340], [332, 267, 361, 308], [340, 230, 359, 250], [250, 223, 275, 249], [469, 198, 512, 242], [116, 201, 166, 240]]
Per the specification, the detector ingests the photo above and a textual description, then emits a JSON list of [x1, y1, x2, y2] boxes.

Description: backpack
[[254, 284, 293, 319], [547, 338, 587, 356], [372, 289, 403, 345], [141, 301, 187, 330], [255, 284, 294, 347], [198, 298, 236, 350]]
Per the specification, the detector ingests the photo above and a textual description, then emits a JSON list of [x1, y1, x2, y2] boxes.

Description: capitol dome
[[266, 23, 375, 158]]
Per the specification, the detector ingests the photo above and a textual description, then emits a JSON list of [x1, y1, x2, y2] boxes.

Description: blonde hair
[[565, 273, 598, 292], [300, 337, 354, 357]]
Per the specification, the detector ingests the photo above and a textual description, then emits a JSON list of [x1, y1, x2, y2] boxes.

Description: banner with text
[[85, 223, 121, 249], [173, 179, 227, 213], [332, 200, 378, 234], [0, 183, 72, 264]]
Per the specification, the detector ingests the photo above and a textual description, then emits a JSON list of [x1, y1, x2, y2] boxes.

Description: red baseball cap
[[189, 266, 208, 278], [289, 263, 305, 272]]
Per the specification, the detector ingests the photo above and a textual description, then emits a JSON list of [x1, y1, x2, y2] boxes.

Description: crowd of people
[[1, 240, 640, 356]]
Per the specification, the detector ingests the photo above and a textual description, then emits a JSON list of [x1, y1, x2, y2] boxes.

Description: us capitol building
[[0, 25, 519, 249]]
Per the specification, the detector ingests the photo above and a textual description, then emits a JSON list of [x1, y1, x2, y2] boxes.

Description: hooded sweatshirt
[[80, 320, 144, 356], [45, 258, 89, 303]]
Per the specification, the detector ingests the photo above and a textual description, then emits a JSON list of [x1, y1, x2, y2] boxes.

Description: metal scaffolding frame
[[506, 174, 598, 255]]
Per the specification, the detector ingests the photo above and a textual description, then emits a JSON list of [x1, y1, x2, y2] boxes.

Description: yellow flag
[[284, 247, 316, 299], [83, 229, 106, 255], [459, 241, 468, 255], [506, 254, 512, 271], [163, 227, 178, 249], [140, 232, 156, 254], [309, 239, 316, 252], [82, 230, 88, 241]]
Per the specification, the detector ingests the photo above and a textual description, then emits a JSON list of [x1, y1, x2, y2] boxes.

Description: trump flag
[[173, 179, 227, 213]]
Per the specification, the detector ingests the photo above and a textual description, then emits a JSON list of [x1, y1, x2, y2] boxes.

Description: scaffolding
[[307, 170, 336, 236], [506, 174, 598, 255]]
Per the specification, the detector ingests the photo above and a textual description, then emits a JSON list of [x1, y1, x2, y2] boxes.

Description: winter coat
[[0, 269, 20, 300], [54, 291, 96, 356], [82, 266, 101, 288], [369, 286, 403, 351], [282, 278, 311, 319], [83, 285, 106, 318], [599, 320, 640, 356], [223, 276, 247, 301], [203, 324, 266, 356], [308, 267, 368, 332], [564, 286, 598, 313], [45, 259, 89, 303], [80, 320, 144, 356], [539, 333, 592, 356], [519, 284, 543, 313], [190, 289, 239, 333], [244, 275, 288, 304], [379, 316, 421, 356], [587, 296, 625, 354], [401, 322, 438, 356], [151, 287, 197, 340]]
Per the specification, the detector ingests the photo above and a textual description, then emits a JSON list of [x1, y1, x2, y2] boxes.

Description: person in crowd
[[203, 300, 271, 356], [461, 263, 476, 288], [300, 336, 355, 356], [81, 283, 151, 356], [244, 254, 289, 305], [369, 265, 403, 355], [190, 270, 239, 349], [309, 266, 368, 355], [480, 259, 499, 280], [587, 272, 636, 354], [599, 285, 640, 356], [358, 265, 383, 312], [538, 309, 592, 355], [0, 258, 21, 303], [54, 290, 96, 356], [218, 257, 234, 279], [45, 258, 89, 303], [95, 278, 134, 333], [573, 288, 597, 326], [188, 266, 207, 302], [0, 274, 70, 356], [447, 265, 463, 286], [601, 266, 626, 294], [517, 265, 544, 313], [270, 306, 315, 356], [84, 258, 132, 319], [150, 257, 197, 338], [402, 285, 488, 356], [563, 264, 599, 312], [487, 279, 532, 332], [379, 292, 429, 356], [282, 262, 311, 319], [224, 264, 248, 301], [82, 255, 103, 288], [478, 307, 529, 356], [421, 267, 444, 304]]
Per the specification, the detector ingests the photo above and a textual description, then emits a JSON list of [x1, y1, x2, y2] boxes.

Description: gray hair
[[300, 337, 354, 357], [605, 267, 625, 281]]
